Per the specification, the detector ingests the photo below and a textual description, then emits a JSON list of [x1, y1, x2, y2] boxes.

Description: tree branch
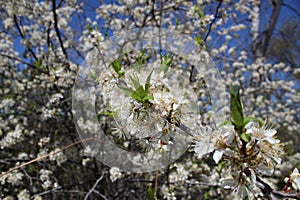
[[52, 0, 68, 60], [261, 0, 283, 56], [256, 176, 300, 199], [84, 172, 107, 200], [282, 2, 300, 18], [203, 0, 222, 42]]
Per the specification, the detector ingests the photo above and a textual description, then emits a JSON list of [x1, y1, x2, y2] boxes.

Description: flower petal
[[264, 129, 276, 137], [292, 177, 300, 191], [213, 150, 224, 164]]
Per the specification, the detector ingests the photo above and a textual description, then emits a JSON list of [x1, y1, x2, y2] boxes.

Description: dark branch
[[52, 0, 69, 60], [13, 15, 38, 61], [256, 176, 300, 199], [203, 0, 222, 42], [261, 0, 283, 57], [282, 2, 300, 18]]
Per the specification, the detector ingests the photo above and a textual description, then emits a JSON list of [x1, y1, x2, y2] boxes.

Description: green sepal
[[240, 133, 250, 143]]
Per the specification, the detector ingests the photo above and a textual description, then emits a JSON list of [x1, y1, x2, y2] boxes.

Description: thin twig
[[257, 176, 300, 199], [154, 170, 159, 200], [52, 0, 68, 59], [0, 137, 96, 178], [282, 2, 300, 18], [203, 0, 223, 42], [84, 172, 106, 200], [0, 53, 38, 68], [13, 14, 38, 61]]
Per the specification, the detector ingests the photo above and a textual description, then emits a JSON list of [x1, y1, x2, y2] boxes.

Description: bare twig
[[154, 170, 159, 200], [0, 137, 96, 178], [282, 2, 300, 18], [84, 172, 106, 200]]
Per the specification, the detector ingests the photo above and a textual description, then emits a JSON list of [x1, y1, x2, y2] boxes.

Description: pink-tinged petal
[[264, 129, 276, 137]]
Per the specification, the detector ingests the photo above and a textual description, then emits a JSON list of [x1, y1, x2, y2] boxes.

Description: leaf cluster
[[119, 71, 154, 105], [161, 54, 173, 73], [111, 57, 125, 76]]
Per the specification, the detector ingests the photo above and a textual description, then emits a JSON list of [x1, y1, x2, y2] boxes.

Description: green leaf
[[118, 86, 135, 97], [135, 86, 147, 98], [243, 116, 263, 127], [35, 59, 42, 69], [175, 18, 179, 26], [130, 75, 141, 90], [117, 70, 125, 76], [111, 58, 123, 76], [102, 111, 115, 117], [161, 55, 173, 73], [230, 85, 244, 129], [142, 94, 154, 102], [147, 187, 155, 200], [87, 24, 93, 32], [145, 70, 153, 93], [218, 120, 233, 127], [90, 72, 97, 81], [240, 133, 250, 143], [195, 35, 205, 46]]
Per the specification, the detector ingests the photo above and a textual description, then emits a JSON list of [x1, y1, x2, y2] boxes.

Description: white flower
[[193, 126, 215, 159], [169, 164, 189, 183], [17, 189, 30, 200], [49, 93, 63, 105], [213, 150, 224, 164], [49, 148, 67, 166], [193, 125, 235, 162], [161, 185, 176, 200], [109, 167, 122, 182], [290, 168, 300, 191], [243, 121, 283, 173]]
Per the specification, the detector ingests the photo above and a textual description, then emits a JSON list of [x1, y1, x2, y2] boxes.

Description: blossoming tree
[[0, 0, 299, 199]]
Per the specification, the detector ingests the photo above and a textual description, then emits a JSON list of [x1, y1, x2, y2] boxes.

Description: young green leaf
[[111, 57, 124, 76], [145, 70, 153, 93], [243, 116, 263, 127], [87, 24, 93, 32], [161, 54, 173, 73], [135, 86, 147, 98], [218, 120, 233, 127], [142, 94, 154, 102], [119, 71, 153, 106], [230, 85, 244, 129], [118, 86, 135, 97], [240, 133, 250, 143], [130, 74, 141, 90]]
